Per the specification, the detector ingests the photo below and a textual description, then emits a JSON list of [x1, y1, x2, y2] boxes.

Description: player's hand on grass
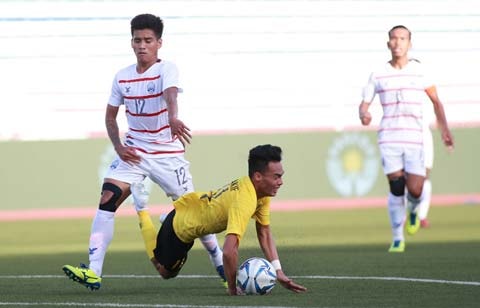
[[226, 286, 245, 296], [116, 145, 141, 165], [169, 118, 192, 147], [276, 270, 307, 293]]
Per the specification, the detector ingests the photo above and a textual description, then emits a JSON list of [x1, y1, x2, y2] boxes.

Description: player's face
[[131, 29, 162, 66], [387, 28, 411, 59], [256, 161, 284, 198]]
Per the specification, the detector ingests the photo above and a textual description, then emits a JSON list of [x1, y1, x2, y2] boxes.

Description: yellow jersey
[[172, 176, 271, 243]]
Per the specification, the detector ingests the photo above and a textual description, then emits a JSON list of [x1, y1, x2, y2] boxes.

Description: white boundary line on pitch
[[0, 274, 479, 286]]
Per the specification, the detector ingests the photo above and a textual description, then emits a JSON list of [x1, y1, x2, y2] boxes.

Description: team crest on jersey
[[147, 82, 155, 94], [124, 86, 131, 94]]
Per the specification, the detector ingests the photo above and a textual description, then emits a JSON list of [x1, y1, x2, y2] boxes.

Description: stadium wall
[[1, 127, 478, 211], [1, 1, 479, 212]]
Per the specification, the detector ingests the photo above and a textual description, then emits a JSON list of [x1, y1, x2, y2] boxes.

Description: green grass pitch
[[1, 205, 479, 307]]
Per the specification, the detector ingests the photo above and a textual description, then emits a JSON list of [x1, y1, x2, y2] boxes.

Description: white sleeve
[[108, 75, 123, 107], [162, 62, 183, 93], [361, 72, 376, 103]]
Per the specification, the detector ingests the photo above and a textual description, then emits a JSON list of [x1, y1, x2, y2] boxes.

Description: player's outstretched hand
[[276, 271, 307, 293], [169, 118, 192, 147], [226, 286, 246, 296]]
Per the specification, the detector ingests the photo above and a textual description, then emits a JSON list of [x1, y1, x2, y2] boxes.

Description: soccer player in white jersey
[[358, 25, 454, 252], [62, 14, 224, 290]]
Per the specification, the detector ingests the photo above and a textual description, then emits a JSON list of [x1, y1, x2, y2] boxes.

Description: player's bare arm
[[425, 86, 454, 150], [359, 101, 372, 125], [256, 222, 307, 293], [222, 233, 242, 295], [105, 104, 141, 165], [256, 222, 279, 261], [164, 87, 192, 147]]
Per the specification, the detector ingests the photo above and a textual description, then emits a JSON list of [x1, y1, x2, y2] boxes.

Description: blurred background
[[0, 0, 479, 212]]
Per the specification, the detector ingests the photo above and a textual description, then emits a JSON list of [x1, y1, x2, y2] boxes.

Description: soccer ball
[[237, 257, 277, 295]]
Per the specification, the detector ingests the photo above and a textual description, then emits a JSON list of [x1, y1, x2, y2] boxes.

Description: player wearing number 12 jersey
[[62, 13, 223, 291]]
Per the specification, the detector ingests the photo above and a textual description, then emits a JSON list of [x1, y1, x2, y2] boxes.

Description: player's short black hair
[[388, 25, 411, 40], [248, 144, 282, 177], [130, 14, 164, 39]]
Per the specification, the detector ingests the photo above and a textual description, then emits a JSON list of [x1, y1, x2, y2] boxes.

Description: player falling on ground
[[358, 25, 454, 252], [62, 13, 224, 290], [136, 144, 307, 295]]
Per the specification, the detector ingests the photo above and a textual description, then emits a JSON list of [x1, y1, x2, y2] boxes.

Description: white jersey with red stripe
[[362, 59, 433, 149], [108, 60, 184, 157]]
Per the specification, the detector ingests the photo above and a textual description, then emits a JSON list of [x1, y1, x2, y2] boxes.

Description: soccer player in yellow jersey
[[138, 144, 307, 295]]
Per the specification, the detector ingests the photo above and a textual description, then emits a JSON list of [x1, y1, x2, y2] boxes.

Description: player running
[[62, 13, 224, 290], [358, 25, 454, 252]]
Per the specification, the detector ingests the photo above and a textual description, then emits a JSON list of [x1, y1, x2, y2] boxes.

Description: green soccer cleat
[[62, 263, 102, 291], [406, 211, 420, 235], [388, 240, 405, 253]]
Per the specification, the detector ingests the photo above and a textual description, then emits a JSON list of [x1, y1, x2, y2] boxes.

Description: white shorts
[[104, 155, 194, 200], [423, 128, 434, 169], [379, 145, 426, 177]]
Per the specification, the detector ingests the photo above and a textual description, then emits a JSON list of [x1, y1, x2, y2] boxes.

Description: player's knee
[[99, 182, 123, 212], [389, 177, 405, 197], [408, 187, 422, 199], [156, 265, 177, 279], [162, 270, 179, 279]]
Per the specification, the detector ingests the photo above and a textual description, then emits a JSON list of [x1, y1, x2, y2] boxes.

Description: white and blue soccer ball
[[237, 257, 277, 295]]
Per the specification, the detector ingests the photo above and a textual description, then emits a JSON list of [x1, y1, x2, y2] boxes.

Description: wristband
[[271, 259, 282, 271]]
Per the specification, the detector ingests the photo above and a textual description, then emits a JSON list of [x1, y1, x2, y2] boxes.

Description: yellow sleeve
[[253, 197, 271, 226]]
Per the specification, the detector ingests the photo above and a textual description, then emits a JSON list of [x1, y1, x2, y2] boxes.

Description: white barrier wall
[[0, 0, 479, 140]]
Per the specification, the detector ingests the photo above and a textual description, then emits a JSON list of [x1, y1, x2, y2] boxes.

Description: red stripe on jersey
[[124, 92, 163, 100], [118, 75, 160, 83], [126, 108, 167, 117], [377, 87, 423, 93], [126, 134, 179, 144], [129, 124, 170, 134], [381, 101, 422, 107], [382, 114, 421, 120], [131, 147, 185, 155]]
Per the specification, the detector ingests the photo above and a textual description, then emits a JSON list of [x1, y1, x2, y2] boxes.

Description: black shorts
[[153, 210, 194, 274]]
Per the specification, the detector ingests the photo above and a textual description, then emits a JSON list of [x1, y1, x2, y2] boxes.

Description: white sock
[[88, 209, 115, 276], [388, 193, 406, 241], [407, 192, 422, 214], [199, 234, 223, 268], [418, 179, 432, 220], [159, 213, 167, 224]]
